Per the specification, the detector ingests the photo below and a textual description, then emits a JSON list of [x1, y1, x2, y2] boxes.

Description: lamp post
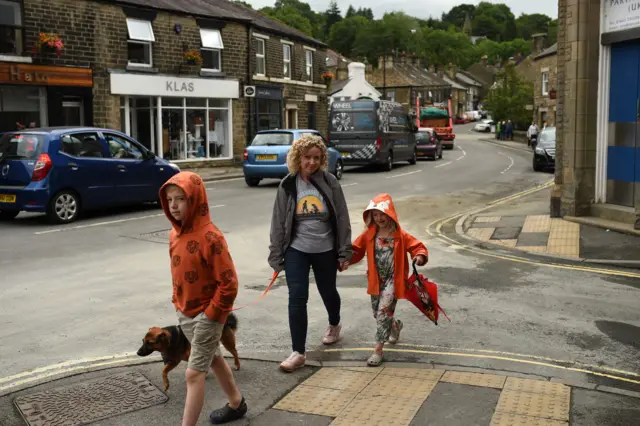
[[383, 29, 417, 101]]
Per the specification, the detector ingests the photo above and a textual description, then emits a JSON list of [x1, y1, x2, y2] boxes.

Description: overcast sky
[[248, 0, 558, 19]]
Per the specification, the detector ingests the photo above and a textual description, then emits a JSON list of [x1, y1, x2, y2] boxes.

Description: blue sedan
[[242, 129, 343, 187], [0, 127, 180, 223]]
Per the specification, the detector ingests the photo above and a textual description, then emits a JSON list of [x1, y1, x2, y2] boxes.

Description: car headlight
[[168, 162, 181, 171], [535, 147, 545, 154]]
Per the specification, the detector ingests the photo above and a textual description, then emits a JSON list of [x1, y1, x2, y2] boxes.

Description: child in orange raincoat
[[343, 193, 428, 366]]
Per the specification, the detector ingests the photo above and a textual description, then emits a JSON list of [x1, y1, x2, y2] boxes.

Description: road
[[1, 124, 638, 393]]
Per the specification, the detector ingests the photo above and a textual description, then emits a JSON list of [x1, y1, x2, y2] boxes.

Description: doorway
[[62, 99, 84, 126], [607, 40, 640, 207], [286, 108, 298, 129]]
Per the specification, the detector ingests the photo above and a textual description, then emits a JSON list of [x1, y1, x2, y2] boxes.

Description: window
[[0, 0, 23, 55], [60, 133, 104, 158], [386, 90, 396, 102], [126, 18, 155, 67], [541, 71, 549, 95], [0, 133, 43, 160], [256, 99, 282, 131], [200, 28, 223, 72], [104, 133, 144, 159], [307, 102, 316, 130], [305, 50, 313, 81], [250, 132, 293, 146], [254, 38, 265, 76], [283, 44, 291, 79]]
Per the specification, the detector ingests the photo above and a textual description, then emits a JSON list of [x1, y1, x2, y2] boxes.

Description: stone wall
[[552, 0, 601, 218], [533, 54, 558, 126]]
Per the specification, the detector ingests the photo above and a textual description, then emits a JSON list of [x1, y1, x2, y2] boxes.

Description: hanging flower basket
[[38, 33, 64, 56], [321, 71, 335, 84], [184, 50, 203, 65]]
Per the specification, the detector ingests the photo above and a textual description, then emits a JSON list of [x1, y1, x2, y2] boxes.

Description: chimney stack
[[428, 64, 435, 73], [336, 58, 348, 80], [531, 33, 547, 54], [348, 62, 366, 81], [481, 55, 488, 66]]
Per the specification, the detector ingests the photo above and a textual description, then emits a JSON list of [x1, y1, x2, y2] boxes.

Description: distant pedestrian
[[344, 193, 428, 367], [159, 172, 247, 425], [506, 120, 514, 141], [527, 122, 539, 147], [269, 135, 352, 373], [496, 121, 502, 140]]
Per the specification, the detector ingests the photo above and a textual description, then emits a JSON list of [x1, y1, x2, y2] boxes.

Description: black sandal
[[209, 396, 248, 424]]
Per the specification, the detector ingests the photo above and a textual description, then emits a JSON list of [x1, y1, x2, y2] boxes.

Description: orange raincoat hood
[[363, 193, 401, 231], [159, 172, 212, 234]]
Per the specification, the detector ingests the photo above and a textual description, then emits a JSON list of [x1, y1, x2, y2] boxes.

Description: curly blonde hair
[[286, 135, 329, 174]]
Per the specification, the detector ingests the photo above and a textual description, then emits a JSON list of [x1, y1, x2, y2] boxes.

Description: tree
[[472, 2, 517, 41], [420, 28, 478, 68], [260, 5, 314, 36], [233, 0, 253, 8], [516, 13, 552, 40], [442, 4, 476, 29], [345, 5, 356, 18], [324, 1, 342, 36], [547, 19, 558, 45], [484, 64, 534, 129], [329, 16, 370, 57]]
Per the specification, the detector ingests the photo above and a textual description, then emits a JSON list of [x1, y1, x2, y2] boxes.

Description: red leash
[[232, 271, 279, 311]]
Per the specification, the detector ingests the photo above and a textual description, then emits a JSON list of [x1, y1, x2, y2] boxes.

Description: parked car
[[533, 127, 556, 172], [474, 119, 495, 133], [242, 129, 343, 187], [329, 99, 418, 171], [415, 128, 443, 160], [0, 127, 180, 223], [453, 116, 467, 125]]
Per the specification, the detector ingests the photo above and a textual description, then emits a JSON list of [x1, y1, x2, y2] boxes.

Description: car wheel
[[383, 152, 393, 172], [245, 176, 261, 187], [409, 150, 417, 165], [47, 190, 81, 224], [533, 158, 543, 172], [333, 160, 343, 180], [0, 209, 20, 220]]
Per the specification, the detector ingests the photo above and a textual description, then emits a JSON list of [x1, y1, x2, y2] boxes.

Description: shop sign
[[110, 73, 239, 98], [0, 63, 93, 87], [603, 0, 640, 34], [255, 85, 283, 100]]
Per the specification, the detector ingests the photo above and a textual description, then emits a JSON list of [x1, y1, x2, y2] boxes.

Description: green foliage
[[329, 16, 370, 58], [516, 13, 552, 40], [484, 64, 534, 128], [420, 29, 478, 68], [260, 5, 314, 36], [442, 4, 476, 29], [233, 0, 253, 8]]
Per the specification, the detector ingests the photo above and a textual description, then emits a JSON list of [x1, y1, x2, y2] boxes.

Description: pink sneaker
[[280, 351, 306, 372], [322, 324, 341, 345]]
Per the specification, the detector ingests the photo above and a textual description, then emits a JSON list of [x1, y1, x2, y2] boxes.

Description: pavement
[[2, 357, 639, 425], [1, 124, 639, 425], [181, 165, 244, 182], [458, 186, 640, 268]]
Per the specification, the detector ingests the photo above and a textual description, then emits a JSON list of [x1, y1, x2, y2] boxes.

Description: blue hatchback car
[[242, 129, 343, 187], [0, 127, 180, 224]]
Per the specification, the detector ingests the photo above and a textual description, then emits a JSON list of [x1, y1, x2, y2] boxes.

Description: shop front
[[110, 72, 239, 162], [595, 1, 640, 213], [0, 63, 93, 132], [253, 85, 283, 134]]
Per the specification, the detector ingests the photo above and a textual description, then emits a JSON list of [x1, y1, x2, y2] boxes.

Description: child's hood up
[[159, 171, 212, 233], [363, 193, 400, 229]]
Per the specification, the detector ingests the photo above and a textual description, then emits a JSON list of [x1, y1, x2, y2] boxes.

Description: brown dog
[[137, 312, 240, 392]]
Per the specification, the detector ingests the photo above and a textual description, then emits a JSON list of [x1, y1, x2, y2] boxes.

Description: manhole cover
[[14, 371, 168, 426], [136, 229, 171, 244]]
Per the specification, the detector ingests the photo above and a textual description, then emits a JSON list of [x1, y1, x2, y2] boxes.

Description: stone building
[[0, 0, 328, 167], [554, 0, 639, 229]]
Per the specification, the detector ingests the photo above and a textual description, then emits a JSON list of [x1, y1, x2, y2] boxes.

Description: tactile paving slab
[[360, 374, 438, 399], [494, 389, 570, 421], [380, 367, 445, 381], [330, 394, 426, 426], [273, 384, 357, 417], [490, 412, 568, 426], [440, 371, 507, 389], [504, 378, 570, 398], [14, 371, 168, 426], [301, 368, 378, 393]]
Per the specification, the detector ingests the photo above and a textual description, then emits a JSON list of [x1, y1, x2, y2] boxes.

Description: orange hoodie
[[351, 193, 428, 299], [159, 172, 238, 323]]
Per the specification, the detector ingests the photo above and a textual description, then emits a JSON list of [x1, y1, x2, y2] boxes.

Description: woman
[[268, 135, 352, 372]]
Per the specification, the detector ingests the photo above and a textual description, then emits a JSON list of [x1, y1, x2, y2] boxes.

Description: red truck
[[416, 99, 456, 149]]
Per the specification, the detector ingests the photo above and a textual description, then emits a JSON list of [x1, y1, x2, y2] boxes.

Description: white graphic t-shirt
[[290, 175, 334, 253]]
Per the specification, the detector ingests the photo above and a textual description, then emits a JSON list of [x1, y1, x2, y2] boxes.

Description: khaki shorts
[[177, 311, 224, 372]]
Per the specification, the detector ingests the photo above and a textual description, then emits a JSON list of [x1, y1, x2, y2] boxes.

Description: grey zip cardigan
[[268, 170, 352, 272]]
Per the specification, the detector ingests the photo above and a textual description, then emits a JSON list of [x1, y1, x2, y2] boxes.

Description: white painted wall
[[329, 62, 381, 104]]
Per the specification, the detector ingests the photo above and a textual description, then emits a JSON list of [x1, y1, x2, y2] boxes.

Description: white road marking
[[435, 161, 452, 168], [386, 169, 423, 179], [455, 145, 467, 161], [341, 183, 359, 187], [498, 151, 515, 174], [34, 205, 225, 235]]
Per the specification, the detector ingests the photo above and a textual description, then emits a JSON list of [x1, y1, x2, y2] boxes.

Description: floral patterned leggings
[[370, 277, 398, 343]]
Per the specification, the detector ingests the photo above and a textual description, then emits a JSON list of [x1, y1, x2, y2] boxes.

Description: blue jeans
[[284, 247, 341, 354]]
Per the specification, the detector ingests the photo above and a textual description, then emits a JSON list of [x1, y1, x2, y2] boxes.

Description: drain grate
[[135, 229, 171, 244], [14, 371, 168, 426]]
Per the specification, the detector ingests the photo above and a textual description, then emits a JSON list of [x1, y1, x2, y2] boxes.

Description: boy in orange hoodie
[[160, 172, 247, 425], [344, 193, 428, 367]]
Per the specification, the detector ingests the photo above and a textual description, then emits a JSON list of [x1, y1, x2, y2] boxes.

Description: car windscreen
[[0, 133, 44, 161], [331, 111, 377, 132], [415, 131, 431, 142], [251, 133, 294, 146], [538, 128, 556, 148]]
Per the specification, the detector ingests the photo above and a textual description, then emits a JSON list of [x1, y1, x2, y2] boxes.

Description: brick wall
[[252, 33, 324, 84], [533, 55, 558, 126]]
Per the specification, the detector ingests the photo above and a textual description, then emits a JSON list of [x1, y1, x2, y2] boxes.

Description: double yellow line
[[426, 180, 640, 279]]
